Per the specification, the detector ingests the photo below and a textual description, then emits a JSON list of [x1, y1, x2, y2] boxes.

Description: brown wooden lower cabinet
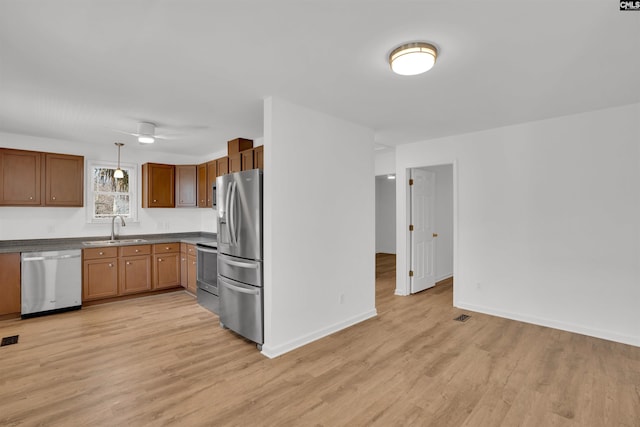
[[83, 244, 176, 301], [0, 253, 21, 315], [119, 255, 152, 295], [187, 254, 197, 294], [83, 258, 119, 301], [153, 243, 181, 290], [180, 243, 198, 294]]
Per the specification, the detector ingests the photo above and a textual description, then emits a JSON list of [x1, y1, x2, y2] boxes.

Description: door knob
[[433, 233, 438, 238]]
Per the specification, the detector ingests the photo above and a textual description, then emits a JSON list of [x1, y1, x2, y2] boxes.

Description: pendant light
[[389, 42, 438, 76], [114, 142, 124, 179]]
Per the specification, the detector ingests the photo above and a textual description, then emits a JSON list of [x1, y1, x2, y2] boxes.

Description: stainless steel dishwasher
[[21, 249, 82, 318]]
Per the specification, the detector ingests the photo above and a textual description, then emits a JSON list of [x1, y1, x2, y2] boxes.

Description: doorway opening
[[375, 174, 397, 298], [408, 164, 454, 297]]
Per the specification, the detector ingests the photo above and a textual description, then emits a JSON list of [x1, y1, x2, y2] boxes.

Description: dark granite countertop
[[0, 232, 216, 254]]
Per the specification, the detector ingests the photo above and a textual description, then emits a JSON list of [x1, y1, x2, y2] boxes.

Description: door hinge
[[409, 270, 414, 277], [409, 225, 414, 231], [409, 179, 414, 186]]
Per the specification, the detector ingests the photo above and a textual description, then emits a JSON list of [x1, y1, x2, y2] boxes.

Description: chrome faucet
[[110, 215, 126, 240]]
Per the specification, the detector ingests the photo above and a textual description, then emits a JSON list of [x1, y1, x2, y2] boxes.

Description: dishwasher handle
[[22, 254, 81, 262]]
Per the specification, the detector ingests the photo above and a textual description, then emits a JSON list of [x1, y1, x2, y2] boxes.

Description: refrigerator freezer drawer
[[218, 253, 262, 287], [218, 275, 263, 344]]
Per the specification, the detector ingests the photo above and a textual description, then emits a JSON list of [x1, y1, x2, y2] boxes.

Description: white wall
[[0, 131, 217, 240], [396, 103, 640, 347], [375, 150, 395, 176], [425, 164, 453, 281], [375, 176, 396, 254], [262, 96, 376, 358]]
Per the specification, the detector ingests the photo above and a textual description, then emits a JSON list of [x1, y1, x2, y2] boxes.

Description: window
[[86, 160, 138, 223]]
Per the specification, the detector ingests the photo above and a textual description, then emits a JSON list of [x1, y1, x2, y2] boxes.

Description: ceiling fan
[[114, 122, 182, 144]]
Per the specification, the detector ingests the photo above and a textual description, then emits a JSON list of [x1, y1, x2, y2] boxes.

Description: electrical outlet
[[339, 293, 345, 304]]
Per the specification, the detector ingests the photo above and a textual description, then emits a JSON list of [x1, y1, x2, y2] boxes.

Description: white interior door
[[410, 168, 436, 293]]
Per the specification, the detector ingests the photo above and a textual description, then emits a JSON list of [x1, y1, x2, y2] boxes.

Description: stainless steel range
[[196, 241, 218, 314]]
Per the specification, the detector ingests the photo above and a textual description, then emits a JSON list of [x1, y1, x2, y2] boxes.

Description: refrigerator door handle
[[229, 181, 237, 246], [221, 257, 259, 269], [220, 279, 260, 295], [221, 181, 232, 226]]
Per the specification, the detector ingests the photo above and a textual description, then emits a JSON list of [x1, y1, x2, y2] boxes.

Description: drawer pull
[[135, 249, 139, 253], [99, 251, 104, 255]]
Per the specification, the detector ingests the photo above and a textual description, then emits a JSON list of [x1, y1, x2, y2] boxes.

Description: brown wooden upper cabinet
[[216, 157, 229, 177], [0, 148, 42, 206], [142, 163, 175, 208], [229, 152, 242, 173], [45, 153, 84, 206], [241, 149, 254, 171], [206, 160, 217, 208], [197, 163, 207, 208], [227, 138, 253, 155], [254, 145, 264, 170], [175, 165, 197, 208], [0, 148, 84, 207]]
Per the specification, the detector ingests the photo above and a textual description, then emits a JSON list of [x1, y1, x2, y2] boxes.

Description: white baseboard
[[260, 309, 378, 358], [436, 273, 453, 283], [394, 288, 408, 296], [455, 301, 640, 348]]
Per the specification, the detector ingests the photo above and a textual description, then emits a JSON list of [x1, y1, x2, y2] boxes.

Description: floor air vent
[[454, 314, 471, 322], [1, 335, 19, 347]]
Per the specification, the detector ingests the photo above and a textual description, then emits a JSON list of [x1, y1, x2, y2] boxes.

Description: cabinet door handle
[[153, 199, 157, 203], [126, 262, 131, 265], [135, 249, 139, 253], [158, 258, 163, 262], [29, 196, 33, 200], [108, 263, 113, 267], [52, 196, 56, 200]]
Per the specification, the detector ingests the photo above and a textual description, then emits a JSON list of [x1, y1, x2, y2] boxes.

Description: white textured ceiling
[[0, 0, 638, 156]]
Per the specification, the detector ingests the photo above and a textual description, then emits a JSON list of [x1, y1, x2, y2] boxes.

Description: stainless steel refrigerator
[[216, 169, 263, 348]]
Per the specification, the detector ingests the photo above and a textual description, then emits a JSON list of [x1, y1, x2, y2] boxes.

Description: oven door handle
[[196, 246, 218, 254]]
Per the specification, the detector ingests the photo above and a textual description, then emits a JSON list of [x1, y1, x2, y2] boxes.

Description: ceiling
[[0, 1, 638, 156]]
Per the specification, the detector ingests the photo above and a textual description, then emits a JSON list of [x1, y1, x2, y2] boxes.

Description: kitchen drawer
[[83, 247, 118, 260], [153, 242, 180, 254], [119, 244, 151, 257], [180, 243, 197, 255]]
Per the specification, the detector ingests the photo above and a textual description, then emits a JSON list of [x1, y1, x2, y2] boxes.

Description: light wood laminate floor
[[0, 253, 638, 426]]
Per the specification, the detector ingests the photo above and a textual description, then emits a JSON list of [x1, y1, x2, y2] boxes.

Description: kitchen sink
[[82, 239, 147, 246]]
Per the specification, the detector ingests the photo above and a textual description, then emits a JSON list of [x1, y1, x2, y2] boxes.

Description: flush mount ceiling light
[[389, 42, 438, 76], [114, 142, 124, 179], [137, 122, 156, 144]]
